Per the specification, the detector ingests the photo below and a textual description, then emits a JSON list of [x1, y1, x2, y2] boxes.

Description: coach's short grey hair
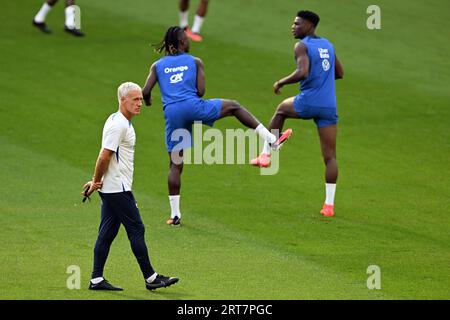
[[117, 82, 142, 103]]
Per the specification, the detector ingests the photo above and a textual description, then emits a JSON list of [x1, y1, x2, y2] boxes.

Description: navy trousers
[[92, 191, 155, 279]]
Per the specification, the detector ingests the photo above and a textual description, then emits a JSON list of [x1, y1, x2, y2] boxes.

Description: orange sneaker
[[166, 216, 181, 225], [250, 153, 271, 168], [320, 204, 334, 217], [184, 27, 203, 42], [272, 128, 293, 151]]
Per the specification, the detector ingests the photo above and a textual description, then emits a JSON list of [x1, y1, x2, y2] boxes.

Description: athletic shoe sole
[[272, 128, 293, 151]]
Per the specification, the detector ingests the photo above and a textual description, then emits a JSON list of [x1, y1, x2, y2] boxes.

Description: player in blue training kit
[[251, 10, 344, 217], [142, 26, 291, 225]]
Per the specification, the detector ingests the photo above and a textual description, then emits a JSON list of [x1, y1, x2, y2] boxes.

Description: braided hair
[[154, 26, 184, 55]]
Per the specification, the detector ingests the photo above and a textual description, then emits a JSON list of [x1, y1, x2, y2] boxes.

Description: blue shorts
[[293, 95, 338, 128], [164, 98, 222, 152]]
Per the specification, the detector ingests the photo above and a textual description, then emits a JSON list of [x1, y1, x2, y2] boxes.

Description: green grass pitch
[[0, 0, 449, 299]]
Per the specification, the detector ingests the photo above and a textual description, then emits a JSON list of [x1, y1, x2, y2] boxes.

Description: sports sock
[[325, 183, 336, 205], [262, 141, 271, 155], [169, 195, 181, 219], [65, 5, 76, 29], [179, 10, 189, 29], [146, 272, 157, 283], [255, 124, 276, 145], [34, 3, 52, 23], [90, 277, 104, 284], [191, 15, 204, 33]]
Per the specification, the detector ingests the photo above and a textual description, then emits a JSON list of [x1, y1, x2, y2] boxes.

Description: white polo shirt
[[100, 111, 136, 193]]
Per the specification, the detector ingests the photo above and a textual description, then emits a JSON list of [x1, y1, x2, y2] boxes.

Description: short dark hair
[[297, 10, 320, 27]]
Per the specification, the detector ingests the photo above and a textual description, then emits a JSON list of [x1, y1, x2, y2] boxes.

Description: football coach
[[82, 82, 179, 291]]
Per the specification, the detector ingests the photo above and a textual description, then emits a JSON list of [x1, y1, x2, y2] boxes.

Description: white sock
[[146, 272, 157, 283], [169, 195, 181, 219], [325, 183, 336, 205], [90, 277, 104, 284], [262, 141, 271, 155], [34, 3, 52, 23], [255, 124, 276, 145], [179, 10, 189, 29], [65, 5, 76, 29], [191, 15, 204, 34]]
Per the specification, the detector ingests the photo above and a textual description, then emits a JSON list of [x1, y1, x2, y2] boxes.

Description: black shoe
[[64, 26, 85, 37], [146, 274, 179, 290], [166, 216, 181, 226], [172, 216, 181, 225], [33, 20, 51, 34], [88, 279, 123, 291]]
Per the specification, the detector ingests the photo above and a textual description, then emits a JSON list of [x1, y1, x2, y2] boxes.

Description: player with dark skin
[[33, 0, 84, 36], [271, 15, 344, 184], [179, 0, 209, 41], [252, 12, 344, 216], [142, 27, 288, 225], [143, 30, 269, 196], [180, 0, 208, 16]]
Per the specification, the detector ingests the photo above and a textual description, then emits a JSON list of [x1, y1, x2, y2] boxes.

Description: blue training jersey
[[298, 36, 336, 109], [155, 53, 200, 107]]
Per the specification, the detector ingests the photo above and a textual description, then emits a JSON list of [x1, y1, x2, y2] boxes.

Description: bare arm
[[274, 42, 309, 94], [82, 148, 114, 197], [334, 53, 344, 79], [195, 57, 205, 97], [142, 62, 157, 106]]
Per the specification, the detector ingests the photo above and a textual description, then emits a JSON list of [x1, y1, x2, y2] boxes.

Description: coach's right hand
[[82, 180, 103, 197]]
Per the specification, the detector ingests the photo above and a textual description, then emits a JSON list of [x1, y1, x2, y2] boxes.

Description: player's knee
[[276, 104, 288, 117], [171, 158, 183, 168], [222, 100, 242, 115], [323, 152, 336, 164], [171, 163, 183, 172], [229, 100, 242, 111]]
